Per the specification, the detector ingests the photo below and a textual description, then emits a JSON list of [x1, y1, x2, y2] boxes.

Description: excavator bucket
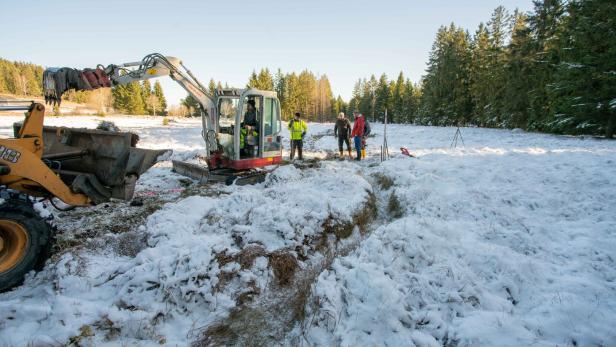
[[13, 123, 170, 204]]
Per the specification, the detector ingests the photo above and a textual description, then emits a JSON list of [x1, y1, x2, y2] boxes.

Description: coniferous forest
[[416, 0, 615, 137], [347, 0, 615, 137], [1, 0, 614, 136]]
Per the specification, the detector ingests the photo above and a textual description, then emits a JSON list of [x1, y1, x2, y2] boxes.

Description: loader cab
[[214, 89, 282, 169]]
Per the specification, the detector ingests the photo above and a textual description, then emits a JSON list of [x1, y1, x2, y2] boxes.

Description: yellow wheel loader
[[0, 102, 169, 291]]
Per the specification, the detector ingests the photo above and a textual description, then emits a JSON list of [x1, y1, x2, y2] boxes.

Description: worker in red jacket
[[350, 111, 365, 161]]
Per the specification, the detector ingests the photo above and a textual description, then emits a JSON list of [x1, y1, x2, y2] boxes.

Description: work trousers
[[290, 139, 303, 160], [354, 136, 362, 160], [338, 136, 351, 152]]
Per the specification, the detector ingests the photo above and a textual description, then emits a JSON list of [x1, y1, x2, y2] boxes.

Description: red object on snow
[[401, 147, 415, 157]]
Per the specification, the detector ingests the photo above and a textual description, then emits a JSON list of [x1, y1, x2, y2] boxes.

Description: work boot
[[339, 150, 343, 157]]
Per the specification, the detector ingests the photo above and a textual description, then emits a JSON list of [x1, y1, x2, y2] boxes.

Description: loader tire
[[0, 197, 53, 292]]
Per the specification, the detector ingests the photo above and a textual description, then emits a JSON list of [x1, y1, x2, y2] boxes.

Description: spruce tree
[[297, 70, 317, 120], [337, 95, 347, 115], [403, 79, 419, 123], [247, 70, 258, 88], [153, 81, 167, 115], [316, 75, 334, 121], [257, 68, 274, 90], [550, 0, 616, 137], [526, 0, 565, 131], [181, 95, 200, 117], [469, 23, 491, 125], [503, 10, 533, 129], [348, 79, 362, 113], [208, 79, 216, 96], [284, 72, 301, 120], [112, 84, 130, 113], [141, 80, 153, 114], [392, 72, 406, 123], [420, 24, 472, 125], [359, 78, 372, 119], [486, 6, 510, 126], [127, 82, 146, 115], [375, 73, 391, 122], [274, 69, 286, 106]]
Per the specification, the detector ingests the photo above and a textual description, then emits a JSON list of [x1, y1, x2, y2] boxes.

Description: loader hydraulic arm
[[103, 53, 218, 156]]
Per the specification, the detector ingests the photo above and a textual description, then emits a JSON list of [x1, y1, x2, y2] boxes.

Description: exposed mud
[[46, 195, 167, 259]]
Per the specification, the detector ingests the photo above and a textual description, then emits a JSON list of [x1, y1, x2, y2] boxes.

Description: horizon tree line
[[1, 0, 613, 136]]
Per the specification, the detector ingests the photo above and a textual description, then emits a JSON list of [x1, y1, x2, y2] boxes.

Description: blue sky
[[1, 0, 533, 106]]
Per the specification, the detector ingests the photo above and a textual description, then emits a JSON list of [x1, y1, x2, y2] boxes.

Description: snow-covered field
[[1, 115, 615, 346]]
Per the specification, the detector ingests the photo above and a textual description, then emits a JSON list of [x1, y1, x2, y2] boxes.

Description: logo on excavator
[[147, 68, 158, 75], [0, 145, 21, 163]]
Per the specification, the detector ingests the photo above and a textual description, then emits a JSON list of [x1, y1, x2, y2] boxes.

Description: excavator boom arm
[[104, 53, 218, 156]]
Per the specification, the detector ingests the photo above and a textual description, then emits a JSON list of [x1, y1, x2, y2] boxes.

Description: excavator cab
[[209, 89, 282, 170], [173, 88, 283, 184]]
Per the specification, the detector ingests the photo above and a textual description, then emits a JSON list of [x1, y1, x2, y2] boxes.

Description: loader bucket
[[13, 123, 170, 203]]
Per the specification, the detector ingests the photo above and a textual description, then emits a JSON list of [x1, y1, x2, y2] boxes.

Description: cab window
[[262, 97, 281, 152], [218, 98, 238, 127], [263, 97, 279, 136]]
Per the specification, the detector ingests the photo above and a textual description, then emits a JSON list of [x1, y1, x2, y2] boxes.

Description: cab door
[[260, 96, 282, 158], [217, 96, 239, 158]]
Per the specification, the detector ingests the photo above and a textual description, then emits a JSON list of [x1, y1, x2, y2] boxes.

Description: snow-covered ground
[[0, 115, 615, 346]]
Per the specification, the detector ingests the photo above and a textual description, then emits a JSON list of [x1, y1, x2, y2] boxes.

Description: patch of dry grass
[[373, 172, 394, 190], [387, 190, 404, 219], [322, 216, 354, 239], [237, 245, 267, 270], [268, 251, 299, 286], [354, 192, 378, 234]]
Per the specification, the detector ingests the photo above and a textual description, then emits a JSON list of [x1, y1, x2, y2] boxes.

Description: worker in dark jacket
[[334, 112, 352, 158], [241, 99, 259, 157], [244, 99, 258, 127]]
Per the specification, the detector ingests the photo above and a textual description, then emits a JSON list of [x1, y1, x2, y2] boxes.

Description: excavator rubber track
[[171, 160, 268, 186]]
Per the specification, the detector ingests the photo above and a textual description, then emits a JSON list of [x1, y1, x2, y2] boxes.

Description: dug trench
[[192, 168, 400, 347]]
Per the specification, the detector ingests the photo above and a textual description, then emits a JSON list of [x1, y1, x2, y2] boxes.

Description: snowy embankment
[[0, 115, 615, 346]]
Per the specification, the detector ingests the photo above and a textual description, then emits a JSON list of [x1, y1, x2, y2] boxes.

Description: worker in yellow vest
[[240, 126, 258, 158], [288, 112, 308, 160]]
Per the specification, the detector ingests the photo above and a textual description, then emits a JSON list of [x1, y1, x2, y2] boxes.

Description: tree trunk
[[606, 112, 615, 139]]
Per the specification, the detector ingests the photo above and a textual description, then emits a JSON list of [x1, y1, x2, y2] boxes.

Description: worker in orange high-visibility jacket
[[288, 112, 308, 160]]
